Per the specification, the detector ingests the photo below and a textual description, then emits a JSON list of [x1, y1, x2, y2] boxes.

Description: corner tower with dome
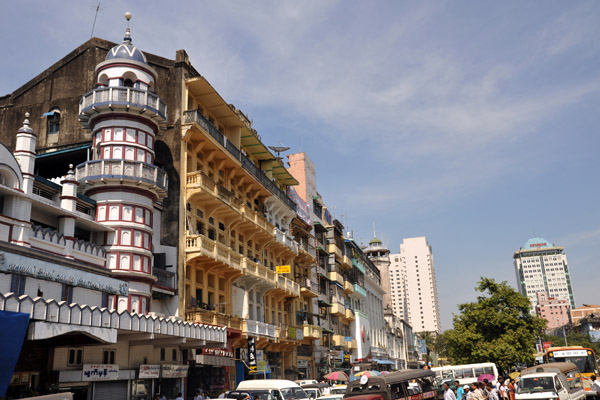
[[76, 13, 172, 314], [364, 236, 393, 312]]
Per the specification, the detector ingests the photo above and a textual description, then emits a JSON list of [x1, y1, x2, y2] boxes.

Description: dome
[[522, 237, 552, 250], [105, 26, 147, 64], [369, 237, 382, 245]]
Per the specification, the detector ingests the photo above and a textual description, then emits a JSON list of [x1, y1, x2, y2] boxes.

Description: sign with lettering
[[248, 337, 257, 372], [276, 265, 291, 274], [161, 364, 189, 378], [530, 242, 547, 248], [82, 364, 119, 381], [0, 251, 128, 295], [139, 365, 160, 379], [553, 349, 587, 357], [201, 348, 233, 358]]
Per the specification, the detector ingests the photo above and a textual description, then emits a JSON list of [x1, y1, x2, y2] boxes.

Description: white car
[[237, 379, 310, 400], [329, 385, 347, 395]]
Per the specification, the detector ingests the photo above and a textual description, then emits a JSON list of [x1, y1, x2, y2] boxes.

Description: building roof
[[369, 237, 382, 245], [522, 237, 553, 249], [105, 23, 147, 64]]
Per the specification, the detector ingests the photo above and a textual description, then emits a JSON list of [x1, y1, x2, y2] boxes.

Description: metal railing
[[153, 268, 175, 289], [79, 87, 167, 119], [184, 109, 297, 211], [75, 159, 167, 190]]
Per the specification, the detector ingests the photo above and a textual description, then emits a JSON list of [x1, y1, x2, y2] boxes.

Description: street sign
[[248, 337, 257, 372], [276, 265, 291, 274]]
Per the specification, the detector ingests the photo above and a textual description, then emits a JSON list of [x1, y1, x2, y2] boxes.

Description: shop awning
[[195, 354, 236, 367], [318, 299, 332, 307], [372, 358, 395, 365], [322, 328, 334, 334]]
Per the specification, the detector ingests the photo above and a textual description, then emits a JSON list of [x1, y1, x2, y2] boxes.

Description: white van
[[517, 363, 586, 400], [236, 379, 310, 400]]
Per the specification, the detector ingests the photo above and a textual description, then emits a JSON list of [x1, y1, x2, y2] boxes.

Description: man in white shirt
[[444, 383, 457, 400]]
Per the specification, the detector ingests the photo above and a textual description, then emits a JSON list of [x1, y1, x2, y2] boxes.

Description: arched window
[[44, 108, 60, 135]]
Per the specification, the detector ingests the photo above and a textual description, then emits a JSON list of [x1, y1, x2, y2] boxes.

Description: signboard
[[288, 327, 297, 339], [248, 337, 257, 372], [202, 348, 233, 358], [276, 265, 291, 274], [542, 341, 553, 350], [161, 364, 189, 378], [553, 349, 588, 357], [0, 251, 128, 295], [82, 365, 119, 381], [344, 336, 353, 342], [139, 365, 160, 379]]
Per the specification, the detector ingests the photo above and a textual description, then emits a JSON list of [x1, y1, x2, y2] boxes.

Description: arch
[[122, 71, 138, 88], [98, 73, 109, 87]]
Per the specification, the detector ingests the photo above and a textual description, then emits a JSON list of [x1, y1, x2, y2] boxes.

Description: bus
[[431, 363, 499, 386], [544, 346, 599, 398]]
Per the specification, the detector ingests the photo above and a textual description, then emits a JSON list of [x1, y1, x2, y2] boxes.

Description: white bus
[[431, 362, 499, 386]]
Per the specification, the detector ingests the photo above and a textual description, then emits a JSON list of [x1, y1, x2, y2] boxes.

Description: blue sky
[[1, 1, 599, 330]]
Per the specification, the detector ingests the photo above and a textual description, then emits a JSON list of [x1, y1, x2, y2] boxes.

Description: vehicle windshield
[[547, 356, 595, 374], [518, 377, 555, 393], [280, 388, 309, 400], [330, 388, 346, 395], [304, 389, 319, 399]]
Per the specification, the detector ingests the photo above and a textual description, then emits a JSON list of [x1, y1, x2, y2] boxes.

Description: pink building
[[536, 291, 571, 330]]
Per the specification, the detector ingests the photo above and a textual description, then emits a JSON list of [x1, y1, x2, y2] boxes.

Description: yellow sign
[[276, 265, 291, 274]]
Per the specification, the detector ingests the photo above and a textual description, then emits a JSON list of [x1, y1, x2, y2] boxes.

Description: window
[[61, 284, 74, 303], [68, 348, 83, 366], [160, 348, 165, 361], [46, 110, 60, 134], [103, 349, 116, 364], [10, 275, 26, 296]]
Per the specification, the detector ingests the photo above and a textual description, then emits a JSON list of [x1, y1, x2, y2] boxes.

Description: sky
[[1, 1, 599, 331]]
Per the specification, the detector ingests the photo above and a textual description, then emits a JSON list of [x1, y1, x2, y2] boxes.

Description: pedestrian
[[456, 381, 464, 400], [444, 383, 457, 400], [470, 383, 484, 400], [507, 379, 515, 400], [486, 382, 499, 400], [463, 386, 471, 400], [499, 380, 507, 400], [176, 393, 184, 400], [195, 390, 204, 400], [590, 375, 600, 395]]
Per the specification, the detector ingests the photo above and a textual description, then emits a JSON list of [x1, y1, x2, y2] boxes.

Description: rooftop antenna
[[90, 2, 104, 38], [373, 221, 376, 238], [268, 142, 290, 162]]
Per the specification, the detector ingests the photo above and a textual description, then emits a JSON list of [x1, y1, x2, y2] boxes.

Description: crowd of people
[[443, 377, 519, 400]]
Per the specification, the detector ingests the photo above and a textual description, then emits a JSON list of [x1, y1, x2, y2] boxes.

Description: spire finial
[[23, 112, 31, 127], [373, 221, 376, 239], [123, 12, 132, 44]]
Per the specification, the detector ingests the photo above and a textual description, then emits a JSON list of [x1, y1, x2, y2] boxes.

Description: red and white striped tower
[[76, 13, 168, 314]]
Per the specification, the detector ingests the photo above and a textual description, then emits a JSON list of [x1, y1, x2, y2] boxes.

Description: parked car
[[301, 383, 331, 399], [517, 362, 585, 400], [237, 379, 310, 400], [330, 385, 347, 395]]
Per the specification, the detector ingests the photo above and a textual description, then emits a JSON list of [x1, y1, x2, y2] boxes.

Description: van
[[343, 369, 441, 400], [517, 362, 586, 400], [236, 379, 310, 400]]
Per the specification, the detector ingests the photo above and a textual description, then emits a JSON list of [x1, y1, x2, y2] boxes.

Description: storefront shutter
[[94, 381, 128, 400]]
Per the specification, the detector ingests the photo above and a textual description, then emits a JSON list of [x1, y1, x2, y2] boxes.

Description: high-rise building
[[535, 292, 571, 330], [389, 237, 441, 334], [513, 238, 575, 313]]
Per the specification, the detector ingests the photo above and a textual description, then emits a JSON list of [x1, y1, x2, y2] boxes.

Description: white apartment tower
[[513, 237, 575, 313], [390, 237, 441, 334]]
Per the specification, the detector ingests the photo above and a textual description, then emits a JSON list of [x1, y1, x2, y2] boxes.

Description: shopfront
[[188, 349, 235, 397]]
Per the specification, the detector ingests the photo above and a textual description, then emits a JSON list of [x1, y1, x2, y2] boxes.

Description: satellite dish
[[268, 145, 290, 154]]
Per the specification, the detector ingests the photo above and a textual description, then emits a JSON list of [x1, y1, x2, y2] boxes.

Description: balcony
[[332, 334, 357, 350], [299, 280, 319, 298], [184, 110, 296, 212], [328, 271, 344, 286], [303, 324, 321, 340], [298, 239, 317, 260], [352, 258, 365, 274], [243, 258, 277, 286], [274, 227, 299, 254], [279, 324, 304, 341], [277, 274, 300, 298], [185, 309, 242, 330], [342, 255, 352, 269], [185, 235, 243, 272], [331, 303, 345, 317], [152, 267, 175, 291], [351, 283, 367, 299], [187, 171, 241, 212], [244, 319, 277, 339], [344, 280, 354, 294], [76, 159, 167, 197], [79, 87, 167, 129], [345, 308, 355, 321], [327, 243, 343, 260]]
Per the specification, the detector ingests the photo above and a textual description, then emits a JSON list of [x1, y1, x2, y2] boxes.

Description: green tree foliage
[[418, 331, 435, 364], [444, 278, 546, 373]]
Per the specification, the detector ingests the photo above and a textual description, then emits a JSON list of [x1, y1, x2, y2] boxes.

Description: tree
[[444, 278, 546, 373]]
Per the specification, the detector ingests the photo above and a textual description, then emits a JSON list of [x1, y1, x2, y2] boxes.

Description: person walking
[[464, 386, 471, 400], [470, 383, 485, 400], [486, 382, 499, 400], [456, 381, 465, 400], [590, 375, 600, 397], [444, 383, 457, 400]]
